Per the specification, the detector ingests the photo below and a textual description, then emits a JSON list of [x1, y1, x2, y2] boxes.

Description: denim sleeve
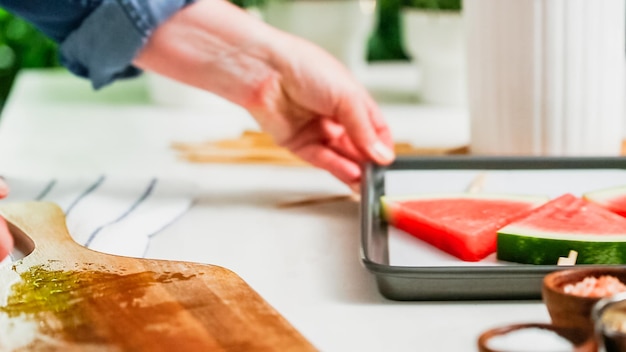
[[0, 0, 195, 89], [62, 0, 196, 89]]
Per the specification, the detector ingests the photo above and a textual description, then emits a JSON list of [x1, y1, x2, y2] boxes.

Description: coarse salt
[[563, 275, 626, 297], [487, 327, 573, 352]]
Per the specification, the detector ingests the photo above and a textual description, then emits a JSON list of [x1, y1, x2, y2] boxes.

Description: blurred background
[[0, 8, 59, 110]]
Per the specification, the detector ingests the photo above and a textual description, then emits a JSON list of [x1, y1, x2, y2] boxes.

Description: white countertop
[[0, 66, 550, 351]]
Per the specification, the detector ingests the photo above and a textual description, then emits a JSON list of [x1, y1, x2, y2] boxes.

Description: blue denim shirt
[[0, 0, 195, 88]]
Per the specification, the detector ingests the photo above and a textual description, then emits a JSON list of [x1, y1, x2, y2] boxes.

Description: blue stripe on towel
[[141, 204, 191, 257], [65, 175, 105, 215], [83, 178, 157, 247], [3, 175, 193, 260], [35, 179, 57, 201]]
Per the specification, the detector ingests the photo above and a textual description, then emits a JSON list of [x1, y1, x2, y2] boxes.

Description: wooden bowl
[[477, 323, 596, 352], [542, 267, 626, 337]]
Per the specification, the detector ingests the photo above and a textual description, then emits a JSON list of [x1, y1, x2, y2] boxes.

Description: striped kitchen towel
[[0, 175, 194, 258]]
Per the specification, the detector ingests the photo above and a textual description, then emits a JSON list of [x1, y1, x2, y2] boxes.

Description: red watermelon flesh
[[583, 185, 626, 218], [381, 194, 548, 262], [497, 193, 626, 265]]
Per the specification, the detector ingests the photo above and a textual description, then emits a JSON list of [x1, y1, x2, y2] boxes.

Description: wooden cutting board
[[0, 201, 316, 351]]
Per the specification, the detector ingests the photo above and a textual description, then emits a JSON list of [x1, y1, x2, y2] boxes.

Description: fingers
[[279, 110, 389, 188], [0, 178, 13, 260], [0, 177, 8, 199], [335, 93, 395, 166], [366, 100, 395, 150], [0, 216, 13, 261], [292, 143, 362, 186], [321, 119, 368, 164]]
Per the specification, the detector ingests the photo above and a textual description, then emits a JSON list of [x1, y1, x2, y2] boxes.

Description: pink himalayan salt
[[563, 275, 626, 298]]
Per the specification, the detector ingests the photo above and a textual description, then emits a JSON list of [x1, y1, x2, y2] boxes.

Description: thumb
[[0, 216, 13, 261], [0, 177, 8, 199]]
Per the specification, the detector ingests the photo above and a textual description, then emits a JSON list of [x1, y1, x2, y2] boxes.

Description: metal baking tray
[[361, 156, 626, 301]]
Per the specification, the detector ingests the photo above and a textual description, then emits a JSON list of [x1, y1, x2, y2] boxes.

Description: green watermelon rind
[[497, 229, 626, 265], [497, 225, 626, 242], [583, 185, 626, 203], [583, 185, 626, 215]]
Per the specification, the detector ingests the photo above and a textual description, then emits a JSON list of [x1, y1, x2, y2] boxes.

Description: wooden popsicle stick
[[172, 130, 310, 167], [0, 202, 315, 351], [394, 142, 469, 156], [180, 153, 309, 167], [466, 172, 488, 193], [557, 250, 578, 266], [276, 194, 360, 209], [180, 146, 300, 159], [172, 131, 470, 167]]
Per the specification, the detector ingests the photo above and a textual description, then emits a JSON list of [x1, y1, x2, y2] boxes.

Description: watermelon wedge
[[381, 193, 548, 261], [583, 185, 626, 218], [497, 194, 626, 265]]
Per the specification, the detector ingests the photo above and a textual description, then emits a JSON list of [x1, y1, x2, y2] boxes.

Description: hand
[[0, 178, 12, 261], [134, 0, 395, 188], [245, 35, 395, 188]]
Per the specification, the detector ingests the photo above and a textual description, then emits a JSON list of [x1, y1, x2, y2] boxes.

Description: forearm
[[133, 0, 284, 108], [134, 0, 394, 185]]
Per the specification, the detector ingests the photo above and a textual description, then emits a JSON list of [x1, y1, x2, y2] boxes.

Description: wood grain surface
[[0, 202, 316, 351]]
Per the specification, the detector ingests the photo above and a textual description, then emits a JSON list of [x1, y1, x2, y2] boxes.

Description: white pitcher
[[465, 0, 625, 156]]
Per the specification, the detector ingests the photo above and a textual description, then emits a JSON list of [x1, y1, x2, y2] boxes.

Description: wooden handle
[[0, 201, 83, 260]]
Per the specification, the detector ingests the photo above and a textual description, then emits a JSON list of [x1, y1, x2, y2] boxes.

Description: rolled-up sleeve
[[0, 0, 195, 89], [62, 0, 195, 88]]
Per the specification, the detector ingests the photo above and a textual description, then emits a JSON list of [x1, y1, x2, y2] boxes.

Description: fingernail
[[370, 141, 395, 164]]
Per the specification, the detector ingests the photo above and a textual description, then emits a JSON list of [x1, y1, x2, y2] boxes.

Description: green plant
[[0, 11, 59, 69], [230, 0, 266, 7], [0, 9, 59, 111], [368, 0, 410, 61], [402, 0, 462, 10]]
